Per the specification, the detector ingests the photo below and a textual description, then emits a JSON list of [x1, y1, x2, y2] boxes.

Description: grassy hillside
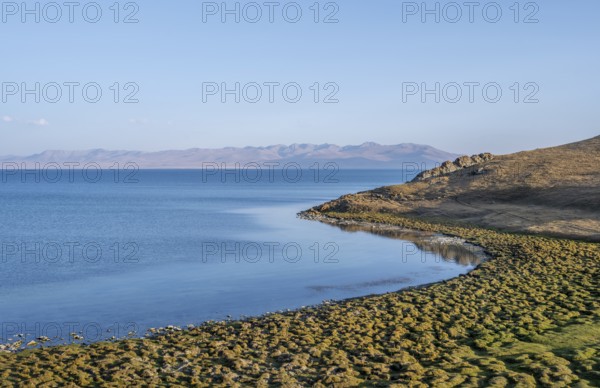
[[313, 136, 600, 241]]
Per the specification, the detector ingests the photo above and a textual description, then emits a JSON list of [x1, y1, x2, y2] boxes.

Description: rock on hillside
[[413, 153, 494, 181]]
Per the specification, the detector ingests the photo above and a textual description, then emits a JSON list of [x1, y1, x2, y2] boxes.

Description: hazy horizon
[[2, 135, 596, 158]]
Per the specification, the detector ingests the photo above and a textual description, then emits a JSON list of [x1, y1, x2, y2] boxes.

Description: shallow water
[[0, 170, 480, 347]]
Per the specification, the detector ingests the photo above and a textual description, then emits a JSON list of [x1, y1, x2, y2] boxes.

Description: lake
[[0, 168, 482, 347]]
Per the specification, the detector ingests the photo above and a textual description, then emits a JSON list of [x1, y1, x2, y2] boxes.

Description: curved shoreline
[[2, 211, 488, 354], [298, 210, 490, 263], [0, 211, 598, 385]]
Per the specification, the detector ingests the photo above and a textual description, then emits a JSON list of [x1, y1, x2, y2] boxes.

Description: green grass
[[488, 323, 600, 387], [497, 322, 600, 355], [0, 211, 598, 387]]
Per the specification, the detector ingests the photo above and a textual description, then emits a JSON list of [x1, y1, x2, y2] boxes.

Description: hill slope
[[308, 136, 600, 241]]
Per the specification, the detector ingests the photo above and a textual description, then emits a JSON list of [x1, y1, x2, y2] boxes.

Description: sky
[[1, 0, 599, 156]]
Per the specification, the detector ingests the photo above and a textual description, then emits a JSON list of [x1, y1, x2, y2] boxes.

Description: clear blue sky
[[1, 0, 598, 155]]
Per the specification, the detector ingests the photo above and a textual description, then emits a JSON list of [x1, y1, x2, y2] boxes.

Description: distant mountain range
[[0, 143, 459, 169]]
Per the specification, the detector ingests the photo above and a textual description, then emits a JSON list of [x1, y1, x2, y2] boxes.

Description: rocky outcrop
[[412, 153, 494, 182]]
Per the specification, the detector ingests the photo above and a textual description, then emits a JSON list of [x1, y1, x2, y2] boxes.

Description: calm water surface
[[0, 170, 480, 345]]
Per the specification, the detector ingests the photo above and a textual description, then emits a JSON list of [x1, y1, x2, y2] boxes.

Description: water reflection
[[325, 222, 486, 266], [308, 276, 413, 292]]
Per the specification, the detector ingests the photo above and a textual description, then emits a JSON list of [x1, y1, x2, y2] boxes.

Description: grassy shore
[[1, 212, 599, 386]]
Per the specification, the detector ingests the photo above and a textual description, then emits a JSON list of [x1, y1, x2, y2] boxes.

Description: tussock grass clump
[[0, 212, 598, 386]]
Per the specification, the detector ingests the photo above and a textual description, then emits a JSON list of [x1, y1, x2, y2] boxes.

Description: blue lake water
[[0, 169, 480, 346]]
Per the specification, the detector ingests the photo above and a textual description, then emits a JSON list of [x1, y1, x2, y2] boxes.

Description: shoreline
[[1, 211, 489, 354], [1, 211, 598, 385], [298, 210, 490, 262]]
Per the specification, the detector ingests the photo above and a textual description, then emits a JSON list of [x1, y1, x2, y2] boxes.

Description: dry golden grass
[[314, 136, 600, 241]]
